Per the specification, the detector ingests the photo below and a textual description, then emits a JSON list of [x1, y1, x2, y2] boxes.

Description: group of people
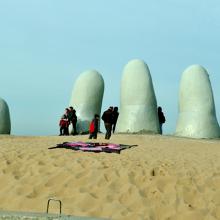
[[99, 106, 165, 138], [101, 106, 119, 139], [59, 105, 165, 138], [59, 106, 77, 136], [89, 106, 119, 140]]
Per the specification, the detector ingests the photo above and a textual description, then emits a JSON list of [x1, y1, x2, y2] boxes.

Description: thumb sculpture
[[116, 59, 160, 133], [175, 65, 220, 139], [69, 70, 104, 134], [0, 97, 11, 134]]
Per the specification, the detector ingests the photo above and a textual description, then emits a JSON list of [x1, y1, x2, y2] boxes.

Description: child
[[59, 115, 69, 136], [89, 114, 100, 139]]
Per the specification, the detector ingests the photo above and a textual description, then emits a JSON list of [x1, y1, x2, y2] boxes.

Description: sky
[[0, 0, 220, 136]]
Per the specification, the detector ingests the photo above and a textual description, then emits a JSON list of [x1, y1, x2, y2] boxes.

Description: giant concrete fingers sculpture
[[116, 59, 160, 133], [69, 70, 104, 134], [0, 97, 11, 134], [175, 65, 220, 139]]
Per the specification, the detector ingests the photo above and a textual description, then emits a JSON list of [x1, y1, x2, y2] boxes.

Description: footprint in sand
[[103, 173, 111, 182], [16, 185, 33, 196], [17, 153, 26, 159], [75, 170, 88, 179], [119, 192, 131, 204], [139, 187, 148, 198], [128, 171, 136, 184], [151, 165, 170, 177], [6, 160, 11, 165], [38, 160, 45, 166], [27, 189, 38, 199]]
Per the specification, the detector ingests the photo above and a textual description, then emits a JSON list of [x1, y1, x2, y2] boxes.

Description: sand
[[0, 134, 220, 220]]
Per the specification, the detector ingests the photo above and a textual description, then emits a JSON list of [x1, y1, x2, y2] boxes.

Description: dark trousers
[[89, 132, 97, 139], [60, 127, 69, 135], [104, 123, 112, 139], [159, 123, 163, 134], [112, 123, 116, 133], [60, 127, 64, 135], [71, 120, 77, 135]]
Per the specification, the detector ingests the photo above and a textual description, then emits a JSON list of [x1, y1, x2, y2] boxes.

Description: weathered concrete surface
[[0, 97, 11, 134], [116, 59, 160, 133], [69, 70, 104, 133], [175, 65, 220, 139]]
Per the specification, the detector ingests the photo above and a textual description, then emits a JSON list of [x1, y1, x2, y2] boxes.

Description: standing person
[[64, 108, 70, 135], [59, 115, 69, 136], [68, 106, 78, 135], [112, 106, 119, 133], [64, 108, 69, 117], [89, 114, 100, 139], [158, 106, 166, 134], [101, 106, 114, 139]]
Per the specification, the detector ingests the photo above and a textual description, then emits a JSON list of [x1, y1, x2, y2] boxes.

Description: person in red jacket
[[59, 115, 69, 136], [89, 114, 100, 139]]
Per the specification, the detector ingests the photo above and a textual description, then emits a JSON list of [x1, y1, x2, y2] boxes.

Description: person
[[64, 108, 69, 117], [101, 106, 114, 139], [112, 106, 119, 133], [89, 114, 100, 139], [68, 106, 77, 135], [59, 115, 69, 136], [64, 108, 70, 135], [158, 106, 166, 134]]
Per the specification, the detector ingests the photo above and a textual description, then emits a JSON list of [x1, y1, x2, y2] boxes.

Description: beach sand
[[0, 134, 220, 220]]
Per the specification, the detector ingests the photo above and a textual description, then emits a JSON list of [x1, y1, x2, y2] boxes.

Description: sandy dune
[[0, 134, 220, 220]]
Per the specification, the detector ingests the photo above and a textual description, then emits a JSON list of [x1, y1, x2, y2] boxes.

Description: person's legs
[[72, 121, 77, 135], [159, 123, 163, 134], [89, 132, 97, 139], [108, 126, 112, 139], [105, 123, 112, 139], [60, 127, 63, 135], [64, 127, 69, 135], [112, 124, 116, 133], [93, 132, 97, 139], [104, 123, 108, 139]]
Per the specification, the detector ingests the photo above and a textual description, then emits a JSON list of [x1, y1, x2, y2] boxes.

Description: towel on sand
[[49, 142, 137, 154]]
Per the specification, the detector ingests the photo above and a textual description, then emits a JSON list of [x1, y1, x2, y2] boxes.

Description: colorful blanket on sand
[[49, 141, 137, 154]]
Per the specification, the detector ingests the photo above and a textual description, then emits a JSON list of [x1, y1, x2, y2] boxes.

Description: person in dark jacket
[[89, 114, 100, 139], [158, 106, 166, 134], [101, 106, 114, 139], [112, 106, 119, 133], [68, 106, 77, 135]]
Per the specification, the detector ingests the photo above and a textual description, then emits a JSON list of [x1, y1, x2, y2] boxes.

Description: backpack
[[89, 120, 95, 133]]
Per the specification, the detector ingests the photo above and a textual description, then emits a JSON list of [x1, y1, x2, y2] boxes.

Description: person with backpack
[[89, 114, 100, 139], [158, 106, 166, 134]]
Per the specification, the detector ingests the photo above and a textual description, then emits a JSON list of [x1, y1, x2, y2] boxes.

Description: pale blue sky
[[0, 0, 220, 135]]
